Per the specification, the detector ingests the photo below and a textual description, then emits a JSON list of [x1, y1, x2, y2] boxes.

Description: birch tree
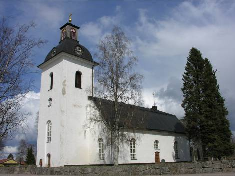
[[91, 26, 143, 165]]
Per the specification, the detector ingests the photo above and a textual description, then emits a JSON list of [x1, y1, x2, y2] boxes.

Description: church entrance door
[[155, 152, 160, 163], [47, 153, 51, 167]]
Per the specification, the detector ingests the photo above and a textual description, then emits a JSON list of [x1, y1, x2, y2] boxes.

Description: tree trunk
[[113, 121, 120, 165]]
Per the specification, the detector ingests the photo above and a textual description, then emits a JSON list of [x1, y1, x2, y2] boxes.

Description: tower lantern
[[60, 15, 79, 41]]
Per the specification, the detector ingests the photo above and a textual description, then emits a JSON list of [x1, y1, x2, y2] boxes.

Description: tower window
[[75, 71, 82, 88], [130, 138, 136, 160], [98, 138, 104, 160], [47, 121, 52, 143], [49, 72, 53, 90], [154, 140, 159, 150], [174, 141, 179, 159], [61, 28, 66, 40], [70, 28, 76, 40]]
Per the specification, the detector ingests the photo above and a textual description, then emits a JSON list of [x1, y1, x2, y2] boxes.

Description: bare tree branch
[[0, 17, 46, 140]]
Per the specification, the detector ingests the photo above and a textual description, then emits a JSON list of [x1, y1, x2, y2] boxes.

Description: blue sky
[[1, 0, 235, 157]]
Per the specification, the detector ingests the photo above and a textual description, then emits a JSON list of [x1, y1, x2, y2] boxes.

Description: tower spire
[[153, 91, 156, 106], [152, 91, 158, 111], [69, 14, 72, 23]]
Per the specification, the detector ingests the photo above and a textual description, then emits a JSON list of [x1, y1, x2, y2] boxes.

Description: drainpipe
[[92, 66, 94, 97]]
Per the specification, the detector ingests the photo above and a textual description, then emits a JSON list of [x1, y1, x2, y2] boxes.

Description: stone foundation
[[1, 160, 235, 175]]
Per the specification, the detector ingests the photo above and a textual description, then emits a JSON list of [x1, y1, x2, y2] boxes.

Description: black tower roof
[[44, 38, 93, 63]]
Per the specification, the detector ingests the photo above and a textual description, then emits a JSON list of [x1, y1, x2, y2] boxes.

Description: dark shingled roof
[[60, 22, 80, 30], [39, 38, 96, 67], [88, 96, 186, 134]]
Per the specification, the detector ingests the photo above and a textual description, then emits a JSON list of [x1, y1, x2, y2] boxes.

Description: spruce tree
[[182, 48, 233, 160], [201, 59, 233, 158], [25, 146, 36, 165], [200, 58, 221, 158], [7, 153, 14, 160], [182, 47, 205, 158]]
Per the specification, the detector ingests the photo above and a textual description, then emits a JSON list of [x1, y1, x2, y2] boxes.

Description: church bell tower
[[37, 15, 98, 167]]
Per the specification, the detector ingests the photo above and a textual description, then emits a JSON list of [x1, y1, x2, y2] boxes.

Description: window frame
[[47, 121, 52, 143], [61, 28, 66, 40], [130, 138, 136, 160], [70, 28, 76, 40], [49, 72, 53, 90], [154, 140, 159, 150], [174, 141, 179, 159], [75, 71, 82, 89], [98, 138, 104, 160]]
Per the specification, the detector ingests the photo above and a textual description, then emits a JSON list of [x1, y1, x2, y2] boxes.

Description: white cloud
[[3, 146, 17, 155], [143, 88, 184, 118], [3, 91, 40, 155], [11, 1, 65, 30], [32, 3, 65, 28], [142, 77, 184, 118], [134, 1, 235, 122], [81, 22, 103, 43], [19, 91, 40, 141], [80, 9, 122, 44], [135, 2, 235, 60]]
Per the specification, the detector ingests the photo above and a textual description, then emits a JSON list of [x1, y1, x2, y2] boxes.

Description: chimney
[[152, 105, 157, 111]]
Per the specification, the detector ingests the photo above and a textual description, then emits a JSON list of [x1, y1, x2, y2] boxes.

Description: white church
[[36, 19, 191, 167]]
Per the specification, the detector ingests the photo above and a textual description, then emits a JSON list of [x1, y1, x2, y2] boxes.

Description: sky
[[0, 0, 235, 157]]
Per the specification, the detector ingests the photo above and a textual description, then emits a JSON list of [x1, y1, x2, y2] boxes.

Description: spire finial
[[153, 91, 156, 106], [69, 14, 72, 23]]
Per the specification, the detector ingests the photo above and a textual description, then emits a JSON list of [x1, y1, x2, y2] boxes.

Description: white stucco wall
[[86, 126, 191, 165], [62, 54, 94, 166], [37, 53, 95, 167], [37, 55, 65, 167], [118, 130, 191, 164]]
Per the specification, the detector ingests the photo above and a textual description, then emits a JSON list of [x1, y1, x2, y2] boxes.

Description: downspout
[[92, 66, 94, 97]]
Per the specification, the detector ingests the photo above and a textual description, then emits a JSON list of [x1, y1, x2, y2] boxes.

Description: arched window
[[174, 141, 179, 159], [47, 121, 52, 143], [98, 138, 104, 160], [130, 138, 136, 160], [49, 72, 53, 90], [75, 71, 82, 88], [70, 28, 76, 40], [154, 140, 159, 150]]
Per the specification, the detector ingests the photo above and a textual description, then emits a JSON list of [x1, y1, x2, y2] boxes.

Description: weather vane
[[69, 14, 72, 23], [152, 91, 156, 106]]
